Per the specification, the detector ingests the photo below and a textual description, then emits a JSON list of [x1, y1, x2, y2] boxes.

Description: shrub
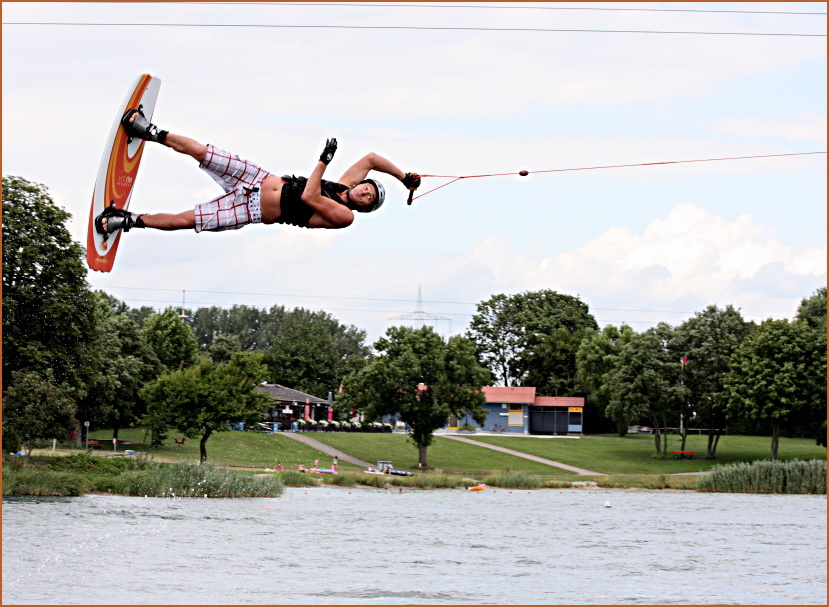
[[696, 459, 826, 494], [39, 453, 149, 475]]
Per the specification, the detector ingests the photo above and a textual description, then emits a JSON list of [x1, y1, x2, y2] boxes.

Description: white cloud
[[713, 112, 828, 143], [464, 202, 826, 324], [5, 2, 824, 343], [2, 2, 824, 122], [86, 200, 825, 343]]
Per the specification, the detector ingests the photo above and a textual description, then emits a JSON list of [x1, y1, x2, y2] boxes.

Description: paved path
[[442, 435, 603, 476], [281, 432, 372, 468]]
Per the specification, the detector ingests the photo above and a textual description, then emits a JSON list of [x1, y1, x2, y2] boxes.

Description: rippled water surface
[[2, 487, 826, 605]]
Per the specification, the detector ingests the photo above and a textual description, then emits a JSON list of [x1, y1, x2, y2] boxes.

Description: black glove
[[320, 138, 337, 165], [402, 172, 421, 190]]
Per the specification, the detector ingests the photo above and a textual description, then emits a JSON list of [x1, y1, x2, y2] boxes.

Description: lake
[[2, 487, 826, 605]]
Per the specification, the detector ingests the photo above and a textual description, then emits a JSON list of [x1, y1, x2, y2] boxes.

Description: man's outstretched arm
[[338, 152, 407, 186]]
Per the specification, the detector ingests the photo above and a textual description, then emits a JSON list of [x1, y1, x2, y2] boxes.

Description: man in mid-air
[[96, 109, 421, 235]]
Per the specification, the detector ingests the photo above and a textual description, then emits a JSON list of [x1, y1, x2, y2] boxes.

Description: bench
[[673, 450, 695, 459]]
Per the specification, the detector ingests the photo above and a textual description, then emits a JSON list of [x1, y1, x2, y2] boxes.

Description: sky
[[3, 2, 826, 345]]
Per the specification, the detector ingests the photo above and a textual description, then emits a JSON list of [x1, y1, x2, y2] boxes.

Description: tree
[[609, 324, 687, 456], [338, 326, 490, 467], [262, 307, 369, 397], [2, 176, 98, 397], [796, 287, 827, 331], [466, 294, 521, 386], [723, 318, 826, 460], [141, 352, 270, 463], [191, 304, 269, 350], [576, 324, 635, 435], [189, 304, 370, 397], [208, 334, 242, 363], [96, 290, 130, 315], [142, 308, 199, 371], [468, 290, 598, 389], [795, 287, 828, 446], [3, 371, 77, 465], [127, 305, 158, 329], [521, 327, 590, 397], [75, 293, 163, 440], [671, 305, 754, 457]]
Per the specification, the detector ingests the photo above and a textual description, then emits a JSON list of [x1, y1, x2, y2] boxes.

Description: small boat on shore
[[365, 465, 414, 476]]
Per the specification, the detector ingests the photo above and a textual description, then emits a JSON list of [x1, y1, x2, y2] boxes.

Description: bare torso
[[260, 174, 352, 228], [259, 175, 288, 224]]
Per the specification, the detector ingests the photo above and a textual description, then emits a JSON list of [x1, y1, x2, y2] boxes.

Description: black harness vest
[[278, 175, 350, 228]]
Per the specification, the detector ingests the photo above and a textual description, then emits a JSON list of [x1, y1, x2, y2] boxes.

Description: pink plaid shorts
[[194, 145, 272, 233]]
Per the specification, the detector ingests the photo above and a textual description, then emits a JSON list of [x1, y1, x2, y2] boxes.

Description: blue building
[[452, 386, 584, 435]]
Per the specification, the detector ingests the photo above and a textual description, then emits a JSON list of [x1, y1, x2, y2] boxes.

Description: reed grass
[[542, 479, 584, 489], [480, 470, 542, 489], [321, 471, 461, 489], [95, 463, 284, 497], [277, 470, 315, 487], [695, 459, 826, 494], [2, 469, 89, 496]]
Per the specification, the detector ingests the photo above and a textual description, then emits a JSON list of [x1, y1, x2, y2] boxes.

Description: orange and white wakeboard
[[86, 73, 161, 272]]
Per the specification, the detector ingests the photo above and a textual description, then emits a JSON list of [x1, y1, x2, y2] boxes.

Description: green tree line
[[3, 175, 825, 465]]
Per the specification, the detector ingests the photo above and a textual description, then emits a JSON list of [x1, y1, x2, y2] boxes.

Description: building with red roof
[[450, 386, 584, 435]]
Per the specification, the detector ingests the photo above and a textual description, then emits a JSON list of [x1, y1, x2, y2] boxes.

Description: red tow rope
[[406, 151, 825, 205]]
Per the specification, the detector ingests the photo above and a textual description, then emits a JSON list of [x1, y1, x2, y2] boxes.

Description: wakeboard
[[86, 73, 161, 272]]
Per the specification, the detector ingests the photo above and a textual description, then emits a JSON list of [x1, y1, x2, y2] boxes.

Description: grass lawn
[[465, 433, 827, 475], [87, 428, 826, 478], [88, 428, 348, 471], [304, 432, 572, 475]]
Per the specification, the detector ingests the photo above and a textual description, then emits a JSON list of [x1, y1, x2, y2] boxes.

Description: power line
[[103, 295, 777, 326], [104, 296, 697, 326], [92, 286, 777, 320], [4, 21, 824, 36], [157, 3, 829, 16], [96, 295, 473, 317], [92, 285, 476, 307]]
